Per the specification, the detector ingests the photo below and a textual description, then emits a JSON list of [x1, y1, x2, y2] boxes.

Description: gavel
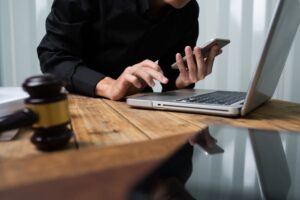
[[0, 74, 76, 151]]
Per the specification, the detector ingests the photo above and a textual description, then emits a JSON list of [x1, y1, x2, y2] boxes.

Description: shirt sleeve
[[37, 0, 104, 97], [159, 1, 199, 92]]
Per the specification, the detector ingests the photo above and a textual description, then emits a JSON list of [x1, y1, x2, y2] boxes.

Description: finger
[[128, 64, 168, 86], [213, 45, 221, 56], [142, 59, 163, 73], [205, 57, 215, 75], [194, 47, 206, 80], [133, 69, 157, 87], [176, 53, 189, 81], [140, 62, 168, 84], [206, 46, 219, 74], [144, 67, 169, 84], [142, 60, 169, 84], [124, 74, 143, 88], [185, 46, 197, 82]]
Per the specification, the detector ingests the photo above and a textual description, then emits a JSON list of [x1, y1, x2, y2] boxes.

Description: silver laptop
[[127, 0, 300, 117]]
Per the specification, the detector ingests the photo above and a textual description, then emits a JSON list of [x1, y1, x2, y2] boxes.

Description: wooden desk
[[1, 95, 300, 199]]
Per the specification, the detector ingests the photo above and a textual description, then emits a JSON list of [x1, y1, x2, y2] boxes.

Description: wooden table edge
[[0, 133, 193, 192]]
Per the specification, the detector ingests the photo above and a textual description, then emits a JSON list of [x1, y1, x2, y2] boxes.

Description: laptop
[[127, 0, 300, 117]]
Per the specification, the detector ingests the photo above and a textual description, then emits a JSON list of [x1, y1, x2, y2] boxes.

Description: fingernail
[[185, 46, 191, 51], [163, 78, 169, 83]]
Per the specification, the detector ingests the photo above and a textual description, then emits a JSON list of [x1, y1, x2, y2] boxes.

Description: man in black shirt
[[38, 0, 221, 100]]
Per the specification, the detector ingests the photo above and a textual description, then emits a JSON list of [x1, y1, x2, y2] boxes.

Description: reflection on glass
[[189, 127, 224, 155], [249, 129, 291, 200], [129, 125, 299, 200]]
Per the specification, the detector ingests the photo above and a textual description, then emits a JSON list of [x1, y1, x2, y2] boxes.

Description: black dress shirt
[[38, 0, 199, 97]]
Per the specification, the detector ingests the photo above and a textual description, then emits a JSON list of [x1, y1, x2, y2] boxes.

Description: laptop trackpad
[[130, 89, 213, 101]]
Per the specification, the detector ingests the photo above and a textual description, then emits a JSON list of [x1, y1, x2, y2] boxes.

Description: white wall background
[[196, 0, 300, 103], [0, 0, 299, 103], [0, 0, 52, 86]]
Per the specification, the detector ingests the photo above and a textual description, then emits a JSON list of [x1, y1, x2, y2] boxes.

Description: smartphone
[[171, 38, 230, 69]]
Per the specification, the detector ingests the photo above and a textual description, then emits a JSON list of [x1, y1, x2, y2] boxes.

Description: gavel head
[[22, 74, 73, 151]]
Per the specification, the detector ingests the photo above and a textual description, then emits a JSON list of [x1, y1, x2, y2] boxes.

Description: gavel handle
[[0, 109, 38, 133]]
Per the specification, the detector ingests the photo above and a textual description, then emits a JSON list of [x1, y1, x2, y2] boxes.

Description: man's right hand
[[95, 60, 169, 101]]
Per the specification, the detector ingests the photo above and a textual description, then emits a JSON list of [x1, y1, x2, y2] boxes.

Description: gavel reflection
[[0, 74, 75, 151]]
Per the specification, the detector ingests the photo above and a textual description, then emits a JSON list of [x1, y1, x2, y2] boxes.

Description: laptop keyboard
[[177, 91, 246, 105]]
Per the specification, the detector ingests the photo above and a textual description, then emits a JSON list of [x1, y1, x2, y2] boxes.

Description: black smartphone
[[171, 38, 230, 69]]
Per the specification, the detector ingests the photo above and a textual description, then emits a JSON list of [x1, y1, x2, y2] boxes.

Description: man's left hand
[[175, 45, 222, 89]]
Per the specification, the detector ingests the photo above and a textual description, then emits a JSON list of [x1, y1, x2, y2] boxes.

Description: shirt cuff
[[71, 66, 105, 97]]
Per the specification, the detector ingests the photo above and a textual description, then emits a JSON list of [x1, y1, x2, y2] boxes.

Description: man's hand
[[95, 60, 168, 100], [175, 45, 222, 89]]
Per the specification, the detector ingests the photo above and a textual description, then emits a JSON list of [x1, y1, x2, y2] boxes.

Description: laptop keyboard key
[[177, 91, 246, 105]]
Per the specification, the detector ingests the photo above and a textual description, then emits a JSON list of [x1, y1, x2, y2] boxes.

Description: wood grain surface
[[1, 94, 300, 196], [104, 99, 204, 139], [170, 100, 300, 132], [69, 96, 148, 148], [0, 134, 190, 192]]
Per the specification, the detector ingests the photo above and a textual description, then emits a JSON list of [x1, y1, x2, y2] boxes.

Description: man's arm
[[95, 60, 168, 100], [37, 0, 103, 97]]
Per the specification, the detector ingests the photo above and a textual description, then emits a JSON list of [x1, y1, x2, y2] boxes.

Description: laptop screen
[[129, 125, 300, 200], [242, 0, 300, 115]]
